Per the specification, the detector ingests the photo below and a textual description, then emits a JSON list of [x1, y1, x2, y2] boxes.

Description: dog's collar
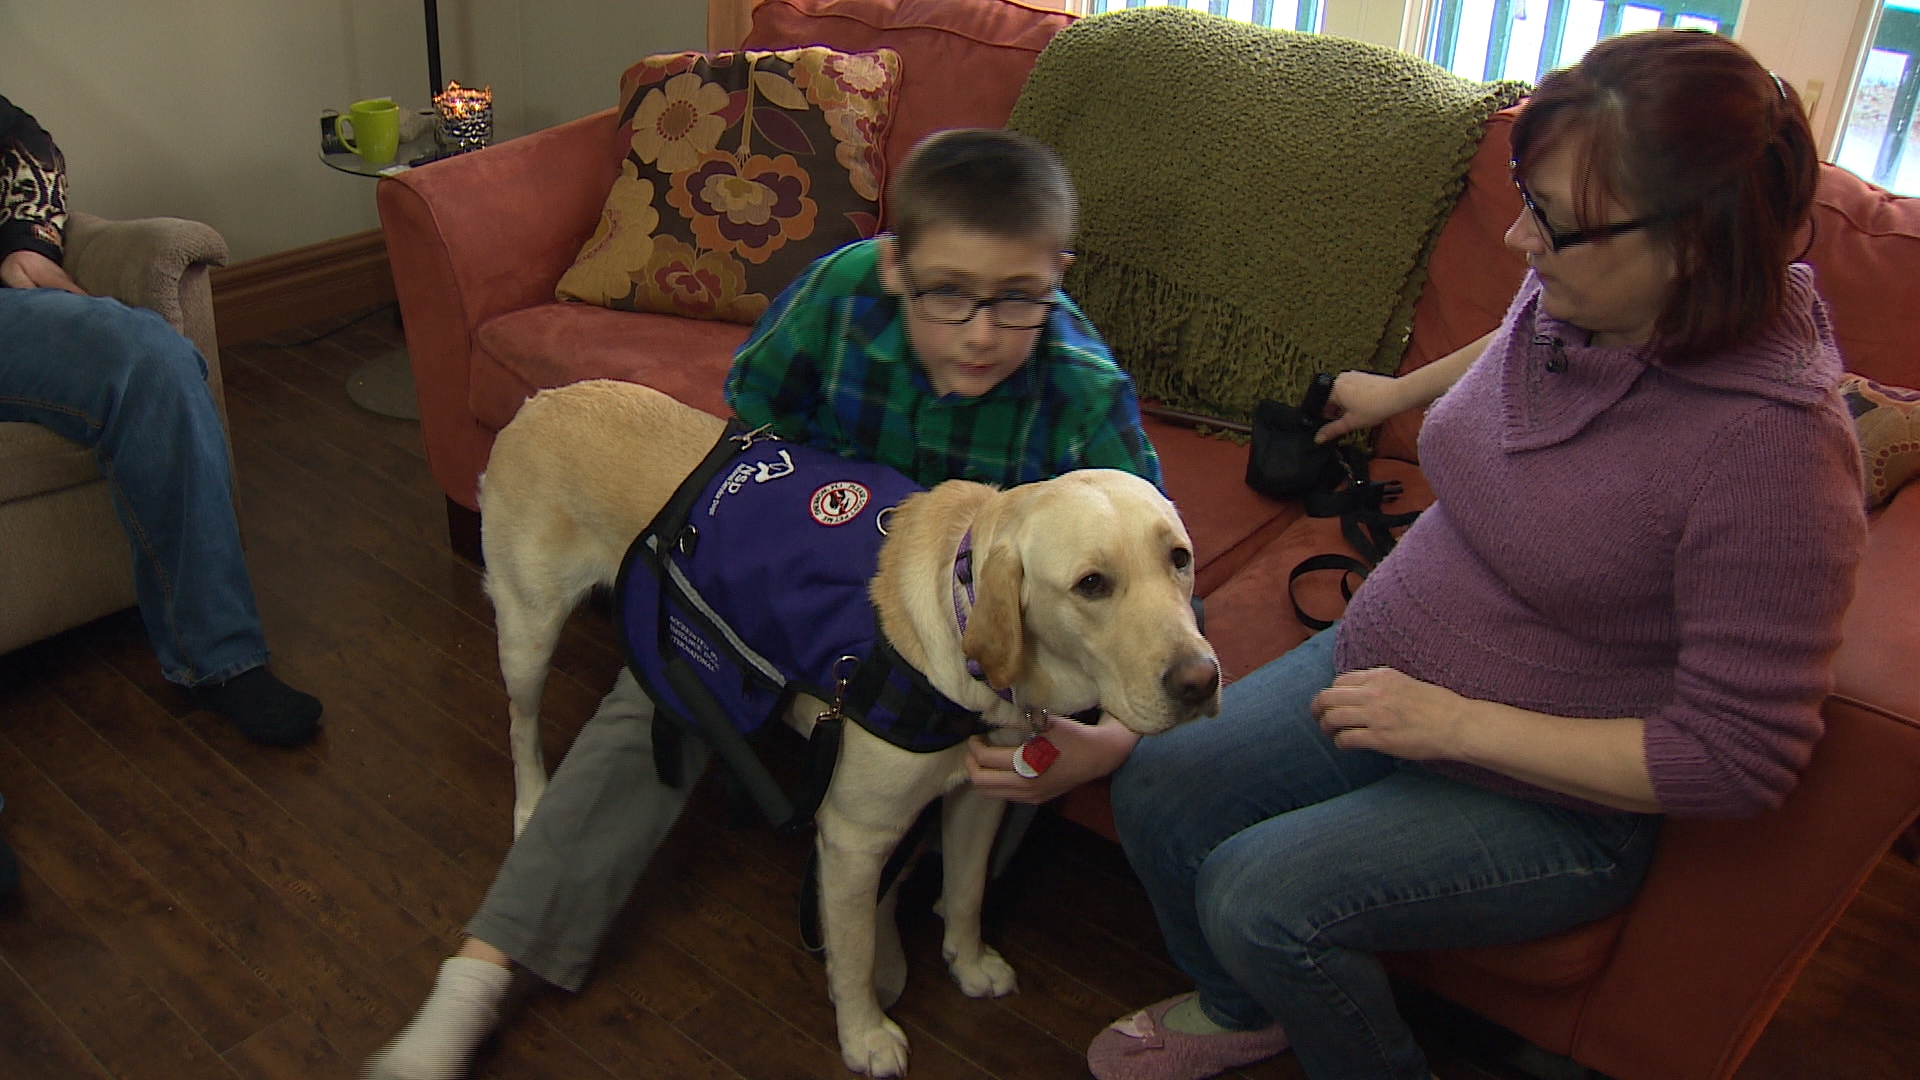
[[952, 528, 1099, 736]]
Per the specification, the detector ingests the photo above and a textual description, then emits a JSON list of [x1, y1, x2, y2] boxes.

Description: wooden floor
[[1, 308, 1916, 1080]]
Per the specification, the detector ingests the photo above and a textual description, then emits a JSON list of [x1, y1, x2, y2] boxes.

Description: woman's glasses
[[1511, 161, 1661, 253]]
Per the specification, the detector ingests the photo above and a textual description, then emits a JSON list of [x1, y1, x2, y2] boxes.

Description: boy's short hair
[[888, 129, 1077, 255]]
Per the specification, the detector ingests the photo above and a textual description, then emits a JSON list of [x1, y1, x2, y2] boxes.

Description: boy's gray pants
[[466, 668, 1037, 991], [467, 669, 710, 990]]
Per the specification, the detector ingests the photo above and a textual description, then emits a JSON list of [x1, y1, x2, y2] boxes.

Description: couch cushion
[[556, 46, 903, 324], [1142, 417, 1300, 597], [744, 0, 1072, 197], [1198, 458, 1433, 681], [0, 422, 103, 504], [1400, 910, 1628, 992], [471, 303, 751, 432], [1809, 165, 1920, 389], [1834, 484, 1920, 724]]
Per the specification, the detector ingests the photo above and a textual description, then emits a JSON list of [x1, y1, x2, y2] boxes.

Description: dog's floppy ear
[[961, 539, 1025, 691]]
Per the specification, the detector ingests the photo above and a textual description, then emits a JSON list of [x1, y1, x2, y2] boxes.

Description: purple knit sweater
[[1335, 267, 1867, 819]]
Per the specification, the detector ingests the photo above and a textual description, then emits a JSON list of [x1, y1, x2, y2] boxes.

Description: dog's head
[[961, 470, 1220, 734]]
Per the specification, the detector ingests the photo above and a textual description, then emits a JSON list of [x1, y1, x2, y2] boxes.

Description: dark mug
[[320, 109, 347, 154]]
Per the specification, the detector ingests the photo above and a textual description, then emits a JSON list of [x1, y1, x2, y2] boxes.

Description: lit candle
[[433, 81, 493, 152]]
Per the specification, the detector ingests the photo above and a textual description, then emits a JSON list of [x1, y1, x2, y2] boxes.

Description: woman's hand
[[1311, 666, 1471, 759], [966, 711, 1141, 804], [1, 249, 86, 294], [1313, 667, 1660, 811], [1315, 371, 1410, 444]]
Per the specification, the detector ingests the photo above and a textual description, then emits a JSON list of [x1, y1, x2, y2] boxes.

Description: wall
[[0, 0, 704, 263]]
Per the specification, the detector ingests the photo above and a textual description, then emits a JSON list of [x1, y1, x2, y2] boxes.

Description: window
[[1834, 1, 1920, 195], [1086, 0, 1324, 33], [1421, 0, 1742, 85]]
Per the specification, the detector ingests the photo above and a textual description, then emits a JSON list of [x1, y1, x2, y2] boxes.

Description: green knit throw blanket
[[1009, 8, 1526, 422]]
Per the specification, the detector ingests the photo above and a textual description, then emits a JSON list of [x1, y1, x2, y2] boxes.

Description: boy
[[368, 128, 1157, 1080]]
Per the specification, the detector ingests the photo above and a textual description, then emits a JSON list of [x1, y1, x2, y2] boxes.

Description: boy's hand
[[1, 250, 86, 294], [965, 711, 1140, 804], [1314, 370, 1406, 444]]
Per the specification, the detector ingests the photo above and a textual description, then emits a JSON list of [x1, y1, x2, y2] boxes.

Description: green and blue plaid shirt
[[724, 239, 1160, 491]]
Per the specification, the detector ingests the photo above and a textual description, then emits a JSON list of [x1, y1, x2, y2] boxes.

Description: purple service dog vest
[[614, 424, 986, 829]]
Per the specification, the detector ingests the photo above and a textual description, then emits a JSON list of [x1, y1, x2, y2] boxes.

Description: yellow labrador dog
[[481, 379, 1220, 1077]]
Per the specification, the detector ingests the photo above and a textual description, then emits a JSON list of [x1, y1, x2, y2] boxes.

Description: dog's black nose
[[1163, 655, 1220, 708]]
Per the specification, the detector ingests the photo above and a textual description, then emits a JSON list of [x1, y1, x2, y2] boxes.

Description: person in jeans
[[1085, 32, 1867, 1080], [0, 95, 323, 896]]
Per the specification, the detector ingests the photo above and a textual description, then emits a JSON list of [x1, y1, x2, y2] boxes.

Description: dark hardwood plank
[[0, 952, 116, 1080], [220, 1012, 352, 1080], [0, 657, 418, 1060], [31, 638, 429, 967], [0, 692, 287, 1052], [0, 836, 239, 1079]]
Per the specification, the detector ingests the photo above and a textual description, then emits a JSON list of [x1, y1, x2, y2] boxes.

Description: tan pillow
[[556, 46, 902, 324], [1840, 373, 1920, 509]]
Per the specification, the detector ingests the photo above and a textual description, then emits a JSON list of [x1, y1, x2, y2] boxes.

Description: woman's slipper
[[1087, 993, 1291, 1080]]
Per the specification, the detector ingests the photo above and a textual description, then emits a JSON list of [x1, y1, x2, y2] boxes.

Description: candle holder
[[433, 81, 493, 154]]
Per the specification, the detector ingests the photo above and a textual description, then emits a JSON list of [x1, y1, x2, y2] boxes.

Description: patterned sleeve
[[0, 96, 68, 263], [1069, 371, 1163, 488], [1048, 299, 1163, 488], [724, 263, 831, 443]]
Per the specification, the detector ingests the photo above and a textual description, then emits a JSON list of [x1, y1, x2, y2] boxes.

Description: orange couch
[[376, 2, 1920, 1078]]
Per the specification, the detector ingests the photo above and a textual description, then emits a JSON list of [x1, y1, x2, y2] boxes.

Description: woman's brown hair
[[1511, 30, 1819, 361]]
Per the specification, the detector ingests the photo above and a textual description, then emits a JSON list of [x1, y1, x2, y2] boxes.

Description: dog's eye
[[1171, 547, 1192, 571], [1073, 572, 1111, 598]]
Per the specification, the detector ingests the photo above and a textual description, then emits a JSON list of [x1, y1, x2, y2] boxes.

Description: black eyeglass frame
[[899, 263, 1063, 329], [1510, 160, 1663, 253]]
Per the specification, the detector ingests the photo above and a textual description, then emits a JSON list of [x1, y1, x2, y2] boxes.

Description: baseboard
[[210, 228, 395, 347]]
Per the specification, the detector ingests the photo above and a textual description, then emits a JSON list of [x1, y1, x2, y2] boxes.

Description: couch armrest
[[377, 109, 625, 509], [1570, 695, 1920, 1080], [63, 211, 227, 352]]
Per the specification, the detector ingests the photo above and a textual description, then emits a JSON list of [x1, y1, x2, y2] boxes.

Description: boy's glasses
[[1510, 161, 1659, 253], [901, 265, 1058, 329]]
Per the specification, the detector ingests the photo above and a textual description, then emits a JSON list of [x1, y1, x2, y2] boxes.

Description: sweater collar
[[1498, 265, 1839, 453]]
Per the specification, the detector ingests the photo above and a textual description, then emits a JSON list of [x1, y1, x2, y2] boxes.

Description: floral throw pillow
[[1840, 373, 1920, 509], [556, 46, 901, 324]]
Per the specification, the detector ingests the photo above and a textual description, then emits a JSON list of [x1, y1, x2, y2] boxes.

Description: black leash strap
[[663, 656, 798, 830], [1285, 445, 1420, 630]]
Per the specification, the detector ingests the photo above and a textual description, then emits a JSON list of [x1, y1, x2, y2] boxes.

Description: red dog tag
[[1012, 734, 1060, 779]]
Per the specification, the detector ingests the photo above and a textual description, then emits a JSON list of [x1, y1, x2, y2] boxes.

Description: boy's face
[[878, 227, 1072, 398]]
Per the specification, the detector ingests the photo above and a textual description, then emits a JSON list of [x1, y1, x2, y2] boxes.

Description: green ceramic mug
[[338, 98, 400, 165]]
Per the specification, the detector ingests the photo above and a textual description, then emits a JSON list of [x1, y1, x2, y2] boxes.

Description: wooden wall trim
[[210, 228, 394, 347]]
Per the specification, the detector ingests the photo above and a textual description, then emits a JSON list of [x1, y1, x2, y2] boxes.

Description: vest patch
[[810, 481, 869, 525]]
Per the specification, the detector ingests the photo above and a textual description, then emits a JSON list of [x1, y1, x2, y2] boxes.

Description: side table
[[318, 132, 456, 419]]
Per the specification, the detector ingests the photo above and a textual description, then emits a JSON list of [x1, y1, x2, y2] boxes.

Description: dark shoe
[[194, 667, 322, 746]]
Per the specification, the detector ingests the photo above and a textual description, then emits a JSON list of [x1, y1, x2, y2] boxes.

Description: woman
[[1072, 30, 1868, 1080]]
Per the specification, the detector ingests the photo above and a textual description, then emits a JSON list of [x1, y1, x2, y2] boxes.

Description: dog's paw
[[948, 945, 1017, 999], [840, 1018, 910, 1077]]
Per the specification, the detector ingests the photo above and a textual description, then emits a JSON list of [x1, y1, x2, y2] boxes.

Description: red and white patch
[[809, 481, 870, 526]]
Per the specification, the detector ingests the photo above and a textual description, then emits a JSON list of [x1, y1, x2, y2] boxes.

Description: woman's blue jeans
[[0, 287, 267, 686], [1111, 629, 1661, 1080]]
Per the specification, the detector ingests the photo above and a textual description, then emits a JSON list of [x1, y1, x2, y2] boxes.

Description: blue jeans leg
[[1111, 628, 1661, 1080], [0, 287, 267, 685]]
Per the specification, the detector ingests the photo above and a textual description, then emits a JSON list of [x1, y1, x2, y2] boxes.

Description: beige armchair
[[0, 212, 230, 656]]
